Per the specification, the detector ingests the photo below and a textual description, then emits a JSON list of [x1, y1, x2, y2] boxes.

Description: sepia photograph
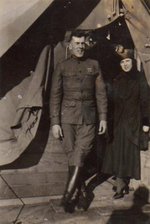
[[0, 0, 150, 223]]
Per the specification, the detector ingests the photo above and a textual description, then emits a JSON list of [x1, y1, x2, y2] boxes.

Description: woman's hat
[[114, 44, 134, 59]]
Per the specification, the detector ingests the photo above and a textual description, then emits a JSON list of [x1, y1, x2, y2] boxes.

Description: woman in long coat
[[101, 48, 150, 199]]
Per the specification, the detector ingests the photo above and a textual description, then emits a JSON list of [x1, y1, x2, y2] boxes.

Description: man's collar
[[71, 54, 86, 61]]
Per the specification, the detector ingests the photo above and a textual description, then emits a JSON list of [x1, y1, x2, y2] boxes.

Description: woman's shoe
[[113, 191, 124, 199], [113, 185, 130, 193], [113, 186, 129, 199]]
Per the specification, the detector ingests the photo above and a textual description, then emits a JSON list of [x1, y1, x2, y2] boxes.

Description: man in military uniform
[[50, 30, 107, 212]]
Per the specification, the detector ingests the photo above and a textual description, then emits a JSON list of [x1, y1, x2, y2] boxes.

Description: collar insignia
[[87, 67, 93, 74]]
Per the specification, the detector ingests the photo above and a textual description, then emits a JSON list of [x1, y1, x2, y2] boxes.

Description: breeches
[[61, 123, 96, 167]]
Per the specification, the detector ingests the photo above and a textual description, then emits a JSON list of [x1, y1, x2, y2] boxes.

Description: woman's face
[[120, 58, 133, 72]]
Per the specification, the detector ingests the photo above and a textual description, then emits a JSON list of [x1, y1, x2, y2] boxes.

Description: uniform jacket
[[50, 56, 107, 125]]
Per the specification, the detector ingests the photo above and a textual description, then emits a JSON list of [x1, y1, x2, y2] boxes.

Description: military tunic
[[50, 56, 107, 166]]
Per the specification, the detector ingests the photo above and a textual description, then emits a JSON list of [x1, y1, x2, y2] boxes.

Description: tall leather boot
[[86, 172, 110, 193], [77, 172, 110, 211], [74, 168, 95, 211], [61, 166, 81, 213], [77, 181, 94, 211]]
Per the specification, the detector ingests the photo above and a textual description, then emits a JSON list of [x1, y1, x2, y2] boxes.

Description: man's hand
[[143, 125, 149, 133], [98, 120, 107, 135], [52, 125, 63, 139]]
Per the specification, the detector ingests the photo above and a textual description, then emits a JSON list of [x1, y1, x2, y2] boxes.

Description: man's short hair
[[69, 30, 86, 41]]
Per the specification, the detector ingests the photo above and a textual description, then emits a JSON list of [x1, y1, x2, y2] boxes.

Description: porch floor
[[1, 180, 150, 224]]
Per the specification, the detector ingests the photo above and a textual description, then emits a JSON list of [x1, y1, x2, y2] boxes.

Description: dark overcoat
[[102, 69, 150, 179]]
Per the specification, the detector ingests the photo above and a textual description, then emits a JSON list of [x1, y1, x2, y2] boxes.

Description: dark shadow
[[106, 186, 150, 224]]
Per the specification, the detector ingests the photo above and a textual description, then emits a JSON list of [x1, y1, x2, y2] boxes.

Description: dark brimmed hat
[[114, 44, 134, 59]]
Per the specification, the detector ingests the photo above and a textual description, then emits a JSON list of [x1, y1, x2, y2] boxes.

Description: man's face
[[120, 58, 133, 72], [69, 36, 85, 58]]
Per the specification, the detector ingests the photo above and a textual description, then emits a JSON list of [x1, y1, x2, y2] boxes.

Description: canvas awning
[[78, 0, 120, 29], [0, 45, 51, 165], [0, 0, 53, 57]]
